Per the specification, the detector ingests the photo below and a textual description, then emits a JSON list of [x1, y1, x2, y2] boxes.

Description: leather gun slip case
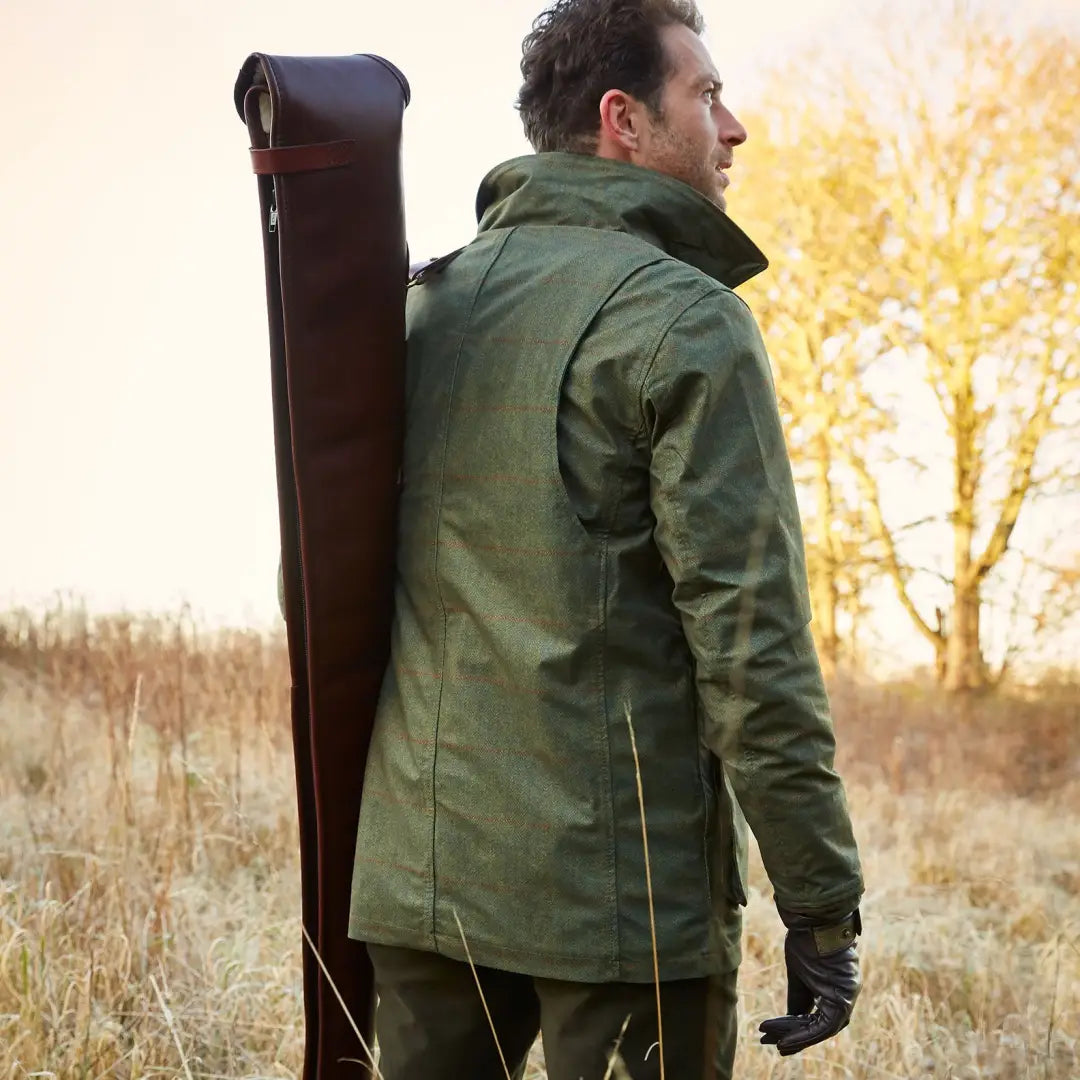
[[234, 53, 410, 1078]]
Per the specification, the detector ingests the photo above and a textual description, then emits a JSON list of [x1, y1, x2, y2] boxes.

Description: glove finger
[[758, 1015, 804, 1047], [786, 972, 815, 1017], [775, 1000, 851, 1057]]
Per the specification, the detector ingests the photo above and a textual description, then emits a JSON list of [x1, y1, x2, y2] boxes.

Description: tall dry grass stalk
[[0, 602, 1077, 1078], [452, 908, 513, 1080], [300, 925, 383, 1079], [624, 703, 664, 1080]]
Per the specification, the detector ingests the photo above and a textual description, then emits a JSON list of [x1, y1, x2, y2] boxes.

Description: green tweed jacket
[[348, 152, 863, 982]]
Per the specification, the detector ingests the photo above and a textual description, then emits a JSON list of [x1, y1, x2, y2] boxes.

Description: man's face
[[634, 24, 747, 211]]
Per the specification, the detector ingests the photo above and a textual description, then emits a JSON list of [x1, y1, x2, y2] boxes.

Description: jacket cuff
[[777, 905, 861, 954]]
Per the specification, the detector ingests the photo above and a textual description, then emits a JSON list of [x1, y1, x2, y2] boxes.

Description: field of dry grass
[[0, 604, 1077, 1078]]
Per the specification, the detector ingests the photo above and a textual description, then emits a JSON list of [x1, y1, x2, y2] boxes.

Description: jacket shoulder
[[601, 245, 755, 327]]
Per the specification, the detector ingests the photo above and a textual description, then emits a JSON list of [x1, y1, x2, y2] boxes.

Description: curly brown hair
[[517, 0, 705, 153]]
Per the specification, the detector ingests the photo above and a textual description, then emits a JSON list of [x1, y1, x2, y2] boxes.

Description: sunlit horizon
[[2, 0, 1077, 671]]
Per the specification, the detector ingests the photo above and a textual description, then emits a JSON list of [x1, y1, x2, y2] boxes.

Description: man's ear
[[598, 88, 642, 154]]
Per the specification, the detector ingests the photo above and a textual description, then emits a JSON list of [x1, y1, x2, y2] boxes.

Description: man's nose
[[720, 105, 747, 148]]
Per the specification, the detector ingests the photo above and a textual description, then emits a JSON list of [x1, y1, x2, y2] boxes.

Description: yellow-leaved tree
[[737, 12, 1080, 691]]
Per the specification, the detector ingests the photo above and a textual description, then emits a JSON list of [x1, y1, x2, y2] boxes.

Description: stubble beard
[[646, 121, 726, 210]]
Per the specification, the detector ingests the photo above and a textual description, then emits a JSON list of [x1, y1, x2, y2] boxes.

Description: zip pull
[[269, 202, 278, 233]]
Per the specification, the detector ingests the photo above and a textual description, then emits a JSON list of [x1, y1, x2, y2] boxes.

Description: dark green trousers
[[368, 944, 738, 1080]]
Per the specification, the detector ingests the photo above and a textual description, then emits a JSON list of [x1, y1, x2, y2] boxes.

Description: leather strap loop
[[250, 140, 357, 174]]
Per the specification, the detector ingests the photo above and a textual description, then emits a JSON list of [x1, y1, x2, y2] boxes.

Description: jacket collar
[[475, 152, 768, 289]]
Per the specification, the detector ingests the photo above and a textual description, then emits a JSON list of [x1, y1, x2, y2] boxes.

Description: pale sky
[[1, 0, 1077, 637]]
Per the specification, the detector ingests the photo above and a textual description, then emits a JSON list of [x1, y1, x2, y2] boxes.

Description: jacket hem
[[349, 919, 738, 982]]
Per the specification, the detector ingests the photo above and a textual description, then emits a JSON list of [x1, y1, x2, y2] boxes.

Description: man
[[348, 1, 864, 1076]]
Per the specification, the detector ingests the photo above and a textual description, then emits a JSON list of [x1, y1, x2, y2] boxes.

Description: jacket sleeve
[[642, 287, 863, 918]]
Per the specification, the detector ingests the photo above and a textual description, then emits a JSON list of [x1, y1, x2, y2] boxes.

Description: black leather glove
[[758, 906, 861, 1056]]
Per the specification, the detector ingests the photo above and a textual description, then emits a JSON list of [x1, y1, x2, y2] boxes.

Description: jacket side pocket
[[715, 759, 748, 907]]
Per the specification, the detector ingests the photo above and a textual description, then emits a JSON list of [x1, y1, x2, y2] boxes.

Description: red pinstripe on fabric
[[391, 729, 573, 767], [364, 788, 553, 832], [436, 540, 581, 556], [396, 667, 547, 698], [453, 404, 556, 414], [441, 472, 560, 485], [443, 608, 574, 630]]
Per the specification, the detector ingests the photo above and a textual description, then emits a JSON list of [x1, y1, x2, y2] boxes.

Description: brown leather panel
[[250, 140, 357, 174], [235, 52, 410, 1080]]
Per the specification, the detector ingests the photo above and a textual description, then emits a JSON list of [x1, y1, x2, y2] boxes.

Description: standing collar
[[475, 152, 768, 289]]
